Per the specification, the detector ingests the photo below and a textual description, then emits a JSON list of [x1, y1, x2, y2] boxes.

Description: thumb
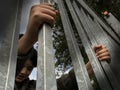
[[93, 45, 102, 52]]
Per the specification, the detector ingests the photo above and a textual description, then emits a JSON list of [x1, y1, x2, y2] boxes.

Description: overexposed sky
[[29, 68, 37, 80]]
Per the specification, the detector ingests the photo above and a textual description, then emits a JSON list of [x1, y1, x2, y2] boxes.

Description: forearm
[[18, 33, 37, 55], [86, 61, 94, 77], [18, 4, 58, 55]]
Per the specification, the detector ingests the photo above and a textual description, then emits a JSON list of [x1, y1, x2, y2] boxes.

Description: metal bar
[[80, 6, 120, 89], [94, 19, 120, 49], [66, 0, 112, 89], [57, 0, 93, 90], [90, 15, 120, 78], [76, 0, 120, 45], [88, 15, 120, 88], [104, 13, 120, 37], [0, 0, 22, 90], [36, 0, 57, 90], [81, 3, 120, 87], [37, 24, 57, 90], [72, 1, 113, 89], [94, 20, 120, 75], [19, 0, 57, 89]]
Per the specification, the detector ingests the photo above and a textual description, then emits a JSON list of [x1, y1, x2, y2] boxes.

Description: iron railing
[[0, 0, 120, 90]]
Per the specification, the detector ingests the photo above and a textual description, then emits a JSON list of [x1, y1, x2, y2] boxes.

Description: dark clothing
[[14, 78, 36, 90], [15, 47, 37, 90], [57, 69, 78, 90], [16, 37, 78, 90], [15, 69, 78, 90]]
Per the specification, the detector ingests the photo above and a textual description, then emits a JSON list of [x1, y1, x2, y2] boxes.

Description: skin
[[16, 3, 58, 84], [18, 4, 58, 55], [86, 45, 111, 76], [94, 45, 110, 61], [17, 3, 111, 83], [16, 45, 110, 82], [15, 59, 34, 83], [14, 45, 110, 90]]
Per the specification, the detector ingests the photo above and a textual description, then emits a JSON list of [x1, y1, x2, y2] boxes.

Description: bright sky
[[29, 68, 37, 80]]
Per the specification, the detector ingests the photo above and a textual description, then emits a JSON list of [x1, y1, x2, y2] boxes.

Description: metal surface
[[71, 0, 120, 89], [19, 0, 57, 89], [36, 0, 57, 90], [65, 0, 112, 89], [37, 24, 57, 90], [0, 0, 23, 90], [0, 0, 119, 89], [80, 6, 120, 89], [77, 0, 120, 45], [57, 0, 93, 90], [104, 13, 120, 37]]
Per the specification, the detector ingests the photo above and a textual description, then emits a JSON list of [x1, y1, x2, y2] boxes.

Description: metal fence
[[0, 0, 120, 90]]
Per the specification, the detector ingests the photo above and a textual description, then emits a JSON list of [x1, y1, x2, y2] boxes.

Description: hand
[[26, 3, 58, 40], [18, 4, 58, 55], [94, 45, 111, 62]]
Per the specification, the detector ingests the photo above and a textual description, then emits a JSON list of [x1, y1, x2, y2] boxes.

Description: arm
[[18, 4, 58, 55]]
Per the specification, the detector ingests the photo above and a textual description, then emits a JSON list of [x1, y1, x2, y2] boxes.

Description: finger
[[96, 49, 108, 56], [38, 4, 59, 15], [95, 48, 102, 53], [99, 56, 111, 61], [96, 45, 107, 54], [94, 45, 107, 53], [93, 45, 102, 52], [97, 52, 110, 59], [40, 5, 59, 15], [40, 8, 57, 18], [40, 13, 55, 27], [36, 4, 56, 12]]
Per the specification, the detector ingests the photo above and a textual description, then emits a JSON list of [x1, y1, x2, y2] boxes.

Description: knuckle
[[31, 6, 40, 13], [53, 12, 57, 17], [50, 17, 54, 22], [103, 46, 106, 49], [33, 11, 40, 19], [108, 53, 111, 57], [106, 49, 109, 52], [31, 5, 37, 11]]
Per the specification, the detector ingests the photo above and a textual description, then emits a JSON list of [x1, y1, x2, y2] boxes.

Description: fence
[[0, 0, 120, 90]]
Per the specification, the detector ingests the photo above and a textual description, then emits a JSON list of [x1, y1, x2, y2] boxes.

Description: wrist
[[18, 34, 37, 55]]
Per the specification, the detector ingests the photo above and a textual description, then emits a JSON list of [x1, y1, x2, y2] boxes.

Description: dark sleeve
[[57, 69, 78, 90], [29, 80, 36, 90]]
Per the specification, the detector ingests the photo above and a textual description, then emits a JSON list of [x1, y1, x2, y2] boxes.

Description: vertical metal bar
[[37, 24, 57, 90], [65, 0, 112, 89], [93, 19, 120, 49], [72, 2, 112, 90], [0, 0, 22, 90], [17, 0, 57, 89], [80, 7, 120, 89], [57, 0, 93, 90], [36, 0, 57, 90], [104, 13, 120, 37], [76, 0, 120, 44], [94, 20, 120, 71]]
